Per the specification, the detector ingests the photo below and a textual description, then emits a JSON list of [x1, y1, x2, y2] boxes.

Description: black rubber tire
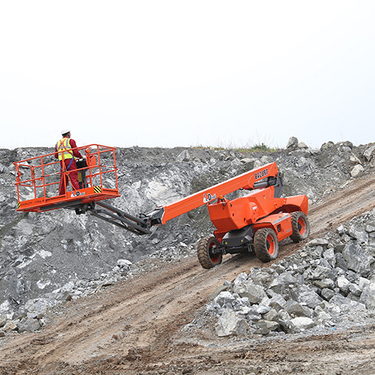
[[197, 236, 222, 269], [254, 228, 279, 262], [290, 211, 310, 243]]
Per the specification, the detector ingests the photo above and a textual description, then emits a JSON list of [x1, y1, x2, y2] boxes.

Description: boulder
[[358, 277, 371, 291], [337, 275, 351, 295], [285, 300, 310, 318], [117, 259, 132, 268], [268, 293, 287, 312], [268, 272, 298, 294], [3, 321, 18, 333], [233, 272, 248, 286], [286, 137, 299, 150], [321, 288, 335, 301], [209, 285, 229, 302], [176, 150, 190, 162], [215, 309, 248, 337], [351, 165, 364, 178], [330, 294, 353, 308], [335, 253, 348, 271], [320, 141, 335, 151], [314, 278, 335, 289], [254, 319, 279, 335], [289, 317, 315, 332], [263, 308, 279, 322], [256, 305, 271, 315], [342, 244, 374, 277], [233, 280, 267, 304], [214, 291, 236, 307], [365, 222, 375, 233], [25, 298, 57, 318], [307, 238, 329, 247], [348, 224, 369, 243], [297, 286, 322, 309], [348, 283, 362, 297], [364, 145, 375, 161], [0, 314, 7, 328], [359, 282, 375, 310], [17, 318, 41, 333], [323, 248, 336, 268], [313, 265, 333, 280]]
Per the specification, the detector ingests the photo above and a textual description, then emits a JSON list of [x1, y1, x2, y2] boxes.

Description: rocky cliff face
[[0, 139, 375, 333]]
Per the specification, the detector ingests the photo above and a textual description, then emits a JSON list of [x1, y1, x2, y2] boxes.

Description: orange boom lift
[[15, 145, 310, 268]]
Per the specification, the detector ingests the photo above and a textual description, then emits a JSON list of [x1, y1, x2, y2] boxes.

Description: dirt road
[[1, 174, 375, 374]]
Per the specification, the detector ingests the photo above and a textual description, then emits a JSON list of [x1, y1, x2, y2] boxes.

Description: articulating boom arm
[[89, 201, 151, 235], [145, 162, 282, 228], [76, 162, 281, 236]]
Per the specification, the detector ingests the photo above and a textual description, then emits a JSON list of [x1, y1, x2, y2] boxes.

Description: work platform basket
[[14, 144, 120, 212]]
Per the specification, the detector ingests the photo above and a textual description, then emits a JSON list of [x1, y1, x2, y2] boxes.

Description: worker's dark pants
[[59, 159, 80, 195]]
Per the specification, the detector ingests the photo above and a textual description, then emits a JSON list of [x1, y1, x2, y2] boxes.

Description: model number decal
[[255, 168, 268, 180], [203, 193, 216, 203]]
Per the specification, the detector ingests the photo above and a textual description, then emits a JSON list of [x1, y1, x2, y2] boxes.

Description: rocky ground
[[1, 137, 375, 373], [191, 210, 375, 338]]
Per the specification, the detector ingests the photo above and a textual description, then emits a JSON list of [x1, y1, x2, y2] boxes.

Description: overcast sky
[[1, 1, 374, 150]]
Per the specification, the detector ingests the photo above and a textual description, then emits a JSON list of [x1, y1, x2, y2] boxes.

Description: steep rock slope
[[0, 140, 374, 321]]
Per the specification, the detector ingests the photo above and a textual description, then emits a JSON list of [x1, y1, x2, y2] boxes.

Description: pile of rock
[[0, 240, 197, 336], [195, 209, 375, 337]]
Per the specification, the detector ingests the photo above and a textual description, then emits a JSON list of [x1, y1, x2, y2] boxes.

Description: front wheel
[[254, 228, 279, 262], [197, 236, 222, 269], [290, 211, 310, 242]]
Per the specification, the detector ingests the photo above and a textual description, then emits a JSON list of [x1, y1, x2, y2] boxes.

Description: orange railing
[[14, 144, 120, 212]]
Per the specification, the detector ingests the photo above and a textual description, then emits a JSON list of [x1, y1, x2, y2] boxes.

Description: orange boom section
[[14, 144, 120, 213], [150, 162, 281, 225]]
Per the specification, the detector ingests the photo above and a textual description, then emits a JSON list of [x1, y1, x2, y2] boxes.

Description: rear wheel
[[197, 236, 222, 269], [290, 211, 310, 242], [254, 228, 279, 262]]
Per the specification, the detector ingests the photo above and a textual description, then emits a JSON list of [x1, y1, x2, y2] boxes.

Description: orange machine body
[[208, 191, 308, 242]]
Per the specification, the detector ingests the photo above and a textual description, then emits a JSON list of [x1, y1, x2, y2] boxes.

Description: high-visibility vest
[[56, 137, 74, 161]]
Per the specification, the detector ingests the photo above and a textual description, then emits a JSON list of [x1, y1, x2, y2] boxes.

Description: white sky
[[1, 1, 374, 150]]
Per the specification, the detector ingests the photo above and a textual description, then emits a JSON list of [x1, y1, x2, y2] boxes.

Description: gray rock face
[[1, 140, 375, 336]]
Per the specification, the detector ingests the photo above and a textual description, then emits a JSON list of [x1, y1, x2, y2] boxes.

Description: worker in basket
[[55, 129, 84, 195]]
